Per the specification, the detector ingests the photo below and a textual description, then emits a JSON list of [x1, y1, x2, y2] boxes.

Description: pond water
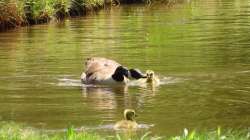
[[0, 0, 250, 136]]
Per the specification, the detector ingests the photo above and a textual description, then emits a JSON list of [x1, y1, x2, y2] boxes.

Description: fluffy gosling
[[114, 109, 138, 130], [145, 70, 160, 85]]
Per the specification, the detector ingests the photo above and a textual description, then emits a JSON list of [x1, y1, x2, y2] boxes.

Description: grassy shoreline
[[0, 0, 180, 32], [0, 122, 249, 140], [0, 0, 104, 32]]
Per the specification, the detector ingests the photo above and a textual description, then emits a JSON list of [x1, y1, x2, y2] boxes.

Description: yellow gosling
[[114, 109, 138, 130], [145, 70, 160, 85]]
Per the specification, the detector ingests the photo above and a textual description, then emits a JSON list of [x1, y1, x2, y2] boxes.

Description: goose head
[[129, 69, 147, 79], [146, 70, 155, 82], [124, 109, 137, 121]]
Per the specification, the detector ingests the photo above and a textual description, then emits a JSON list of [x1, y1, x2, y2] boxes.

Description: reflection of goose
[[114, 109, 138, 130], [81, 57, 146, 85], [81, 86, 129, 111], [82, 87, 117, 110]]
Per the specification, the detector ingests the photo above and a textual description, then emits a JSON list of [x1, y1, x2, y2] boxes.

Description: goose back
[[82, 57, 125, 84]]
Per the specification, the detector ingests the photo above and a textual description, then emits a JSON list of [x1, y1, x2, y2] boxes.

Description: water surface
[[0, 0, 250, 136]]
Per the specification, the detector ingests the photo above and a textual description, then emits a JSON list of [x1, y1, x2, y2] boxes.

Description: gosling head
[[124, 109, 137, 121], [146, 70, 155, 82]]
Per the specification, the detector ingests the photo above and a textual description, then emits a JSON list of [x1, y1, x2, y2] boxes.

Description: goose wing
[[86, 57, 120, 69], [84, 57, 121, 83]]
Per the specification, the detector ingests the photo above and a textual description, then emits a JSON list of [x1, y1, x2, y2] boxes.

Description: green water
[[0, 0, 250, 136]]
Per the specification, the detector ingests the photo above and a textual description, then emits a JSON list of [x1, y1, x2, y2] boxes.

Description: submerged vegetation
[[0, 122, 249, 140], [0, 0, 180, 31]]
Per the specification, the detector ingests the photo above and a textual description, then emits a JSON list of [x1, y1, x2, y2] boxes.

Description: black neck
[[112, 73, 124, 82], [112, 66, 128, 82]]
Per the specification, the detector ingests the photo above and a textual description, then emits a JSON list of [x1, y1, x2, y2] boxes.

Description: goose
[[81, 57, 146, 85], [114, 109, 138, 130]]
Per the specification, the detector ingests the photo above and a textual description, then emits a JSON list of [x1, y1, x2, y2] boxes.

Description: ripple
[[45, 123, 154, 133], [57, 78, 82, 87], [57, 76, 182, 88]]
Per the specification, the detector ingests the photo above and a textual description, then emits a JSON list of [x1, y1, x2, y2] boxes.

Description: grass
[[0, 0, 23, 30], [0, 122, 102, 140], [169, 128, 250, 140], [0, 0, 184, 31], [0, 0, 105, 31], [0, 122, 249, 140]]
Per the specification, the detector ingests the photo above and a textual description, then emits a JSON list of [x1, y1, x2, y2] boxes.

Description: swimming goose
[[114, 109, 138, 130], [81, 57, 146, 85]]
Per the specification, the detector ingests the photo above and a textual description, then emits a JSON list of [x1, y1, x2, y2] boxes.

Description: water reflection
[[81, 86, 128, 110], [0, 0, 250, 136], [80, 82, 159, 111]]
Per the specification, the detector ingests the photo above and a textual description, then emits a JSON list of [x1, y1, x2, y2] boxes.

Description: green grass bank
[[0, 122, 249, 140], [0, 0, 180, 32], [0, 0, 104, 31]]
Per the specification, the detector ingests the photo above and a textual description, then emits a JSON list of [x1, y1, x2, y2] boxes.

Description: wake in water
[[45, 123, 154, 133], [57, 76, 182, 87], [81, 123, 154, 131], [57, 78, 82, 87]]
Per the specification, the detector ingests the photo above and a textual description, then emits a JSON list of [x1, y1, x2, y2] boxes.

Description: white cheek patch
[[128, 72, 132, 78]]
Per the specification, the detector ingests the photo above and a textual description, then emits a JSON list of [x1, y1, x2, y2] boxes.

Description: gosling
[[114, 109, 138, 130], [145, 70, 160, 85]]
